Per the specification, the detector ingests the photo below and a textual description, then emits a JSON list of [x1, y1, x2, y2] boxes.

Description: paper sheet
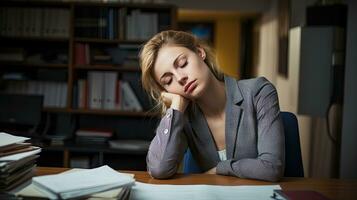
[[0, 148, 41, 162], [32, 165, 134, 199], [0, 132, 29, 147], [16, 168, 135, 199], [130, 182, 281, 200]]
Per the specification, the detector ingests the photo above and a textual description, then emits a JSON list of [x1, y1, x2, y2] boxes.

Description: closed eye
[[162, 76, 172, 85], [180, 60, 188, 68], [178, 57, 188, 68]]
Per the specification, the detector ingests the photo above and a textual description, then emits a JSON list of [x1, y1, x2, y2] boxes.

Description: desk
[[35, 167, 357, 200]]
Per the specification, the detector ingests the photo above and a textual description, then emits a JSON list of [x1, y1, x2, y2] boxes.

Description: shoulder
[[235, 76, 276, 96]]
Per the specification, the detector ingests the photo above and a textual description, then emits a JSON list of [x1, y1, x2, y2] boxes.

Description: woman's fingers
[[160, 92, 189, 112]]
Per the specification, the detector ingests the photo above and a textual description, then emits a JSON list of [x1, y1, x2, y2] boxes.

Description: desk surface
[[36, 167, 357, 200]]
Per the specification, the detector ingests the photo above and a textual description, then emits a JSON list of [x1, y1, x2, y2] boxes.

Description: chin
[[188, 85, 204, 100]]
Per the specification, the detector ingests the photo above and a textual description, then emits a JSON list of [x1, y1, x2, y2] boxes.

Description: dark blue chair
[[183, 111, 304, 177], [281, 112, 304, 177]]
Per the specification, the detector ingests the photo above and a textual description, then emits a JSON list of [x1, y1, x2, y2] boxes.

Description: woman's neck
[[196, 76, 226, 118]]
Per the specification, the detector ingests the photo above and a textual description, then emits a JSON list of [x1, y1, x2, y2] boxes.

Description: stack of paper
[[29, 165, 134, 199], [130, 182, 282, 200], [0, 132, 41, 192]]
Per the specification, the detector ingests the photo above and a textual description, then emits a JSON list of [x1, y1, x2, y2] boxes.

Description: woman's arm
[[147, 93, 190, 179], [216, 78, 285, 182]]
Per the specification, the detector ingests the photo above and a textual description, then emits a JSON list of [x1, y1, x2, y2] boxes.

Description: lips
[[184, 80, 197, 93]]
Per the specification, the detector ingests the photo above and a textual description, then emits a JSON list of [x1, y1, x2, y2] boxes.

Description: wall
[[178, 10, 242, 78], [340, 0, 357, 179], [254, 0, 318, 177], [170, 0, 354, 178], [255, 0, 347, 178]]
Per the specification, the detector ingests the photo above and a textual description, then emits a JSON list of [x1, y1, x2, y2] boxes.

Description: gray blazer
[[146, 76, 285, 182]]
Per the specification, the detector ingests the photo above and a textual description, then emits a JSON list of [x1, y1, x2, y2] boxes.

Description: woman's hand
[[161, 92, 190, 113], [204, 167, 216, 174]]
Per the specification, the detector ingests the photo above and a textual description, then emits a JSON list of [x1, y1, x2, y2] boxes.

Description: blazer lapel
[[189, 105, 221, 167], [224, 76, 244, 159]]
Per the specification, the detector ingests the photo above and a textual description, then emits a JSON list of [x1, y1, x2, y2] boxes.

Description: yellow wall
[[178, 10, 241, 78]]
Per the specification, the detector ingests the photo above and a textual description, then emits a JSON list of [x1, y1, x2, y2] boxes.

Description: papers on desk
[[27, 165, 134, 199], [0, 132, 29, 147], [129, 182, 281, 200], [0, 132, 41, 192]]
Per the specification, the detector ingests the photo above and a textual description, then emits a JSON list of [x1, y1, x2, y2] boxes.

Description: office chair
[[281, 111, 304, 177], [183, 111, 304, 177]]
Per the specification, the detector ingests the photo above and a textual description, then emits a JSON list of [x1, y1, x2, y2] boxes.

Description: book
[[32, 165, 135, 199], [109, 140, 150, 151], [0, 132, 41, 192], [272, 189, 330, 200], [0, 132, 29, 148], [16, 168, 134, 200], [121, 81, 143, 111]]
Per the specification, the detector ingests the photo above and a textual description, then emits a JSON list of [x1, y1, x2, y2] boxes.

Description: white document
[[130, 182, 281, 200], [0, 148, 41, 162], [0, 132, 29, 147], [17, 168, 134, 199], [32, 165, 135, 199]]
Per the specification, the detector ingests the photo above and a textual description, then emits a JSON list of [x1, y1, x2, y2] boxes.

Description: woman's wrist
[[170, 98, 187, 112]]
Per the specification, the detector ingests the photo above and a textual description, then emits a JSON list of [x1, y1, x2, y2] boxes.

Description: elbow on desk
[[148, 165, 176, 179], [260, 162, 284, 182], [264, 168, 283, 182]]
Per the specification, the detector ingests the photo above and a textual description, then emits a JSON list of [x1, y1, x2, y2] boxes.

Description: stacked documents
[[0, 132, 41, 191], [20, 165, 134, 199]]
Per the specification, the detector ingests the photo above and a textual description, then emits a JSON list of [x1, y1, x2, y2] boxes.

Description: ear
[[197, 47, 206, 60]]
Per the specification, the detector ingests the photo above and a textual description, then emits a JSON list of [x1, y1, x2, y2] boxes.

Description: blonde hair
[[139, 30, 223, 115]]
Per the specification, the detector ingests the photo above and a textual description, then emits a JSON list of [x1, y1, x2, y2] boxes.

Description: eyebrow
[[159, 53, 184, 81]]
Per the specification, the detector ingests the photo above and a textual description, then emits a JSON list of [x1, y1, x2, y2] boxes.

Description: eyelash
[[164, 77, 172, 85], [180, 60, 187, 68], [163, 59, 187, 86]]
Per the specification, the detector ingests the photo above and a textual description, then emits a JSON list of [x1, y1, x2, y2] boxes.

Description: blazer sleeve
[[146, 108, 188, 179], [216, 78, 285, 182]]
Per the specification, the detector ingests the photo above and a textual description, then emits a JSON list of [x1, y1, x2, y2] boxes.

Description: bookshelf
[[0, 1, 176, 169]]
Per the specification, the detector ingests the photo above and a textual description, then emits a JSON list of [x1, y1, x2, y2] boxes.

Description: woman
[[139, 30, 284, 182]]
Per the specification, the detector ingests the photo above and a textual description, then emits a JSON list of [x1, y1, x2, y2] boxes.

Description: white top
[[217, 149, 227, 161]]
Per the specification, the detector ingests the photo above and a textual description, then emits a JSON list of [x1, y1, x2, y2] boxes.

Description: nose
[[176, 72, 188, 86]]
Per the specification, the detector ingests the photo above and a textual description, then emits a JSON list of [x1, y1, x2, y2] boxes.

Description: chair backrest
[[183, 148, 201, 174], [281, 111, 304, 177], [183, 111, 304, 177]]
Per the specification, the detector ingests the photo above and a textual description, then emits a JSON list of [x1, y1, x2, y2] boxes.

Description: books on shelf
[[3, 80, 67, 108], [0, 7, 70, 38], [0, 132, 41, 192], [109, 140, 150, 151], [121, 81, 143, 111], [17, 165, 135, 200], [74, 43, 141, 68], [75, 128, 113, 145], [69, 156, 90, 169], [126, 9, 158, 40], [76, 71, 143, 111], [0, 48, 25, 62], [75, 7, 126, 39]]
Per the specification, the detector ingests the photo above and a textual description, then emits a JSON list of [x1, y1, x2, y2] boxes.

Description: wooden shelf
[[43, 107, 157, 117], [1, 0, 175, 168], [74, 38, 146, 44], [0, 0, 174, 9], [72, 109, 155, 117], [75, 64, 140, 72], [0, 62, 68, 68], [43, 107, 70, 113], [42, 143, 148, 155], [0, 36, 69, 42]]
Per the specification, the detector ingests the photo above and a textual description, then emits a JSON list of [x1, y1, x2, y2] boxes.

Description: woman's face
[[153, 45, 212, 100]]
